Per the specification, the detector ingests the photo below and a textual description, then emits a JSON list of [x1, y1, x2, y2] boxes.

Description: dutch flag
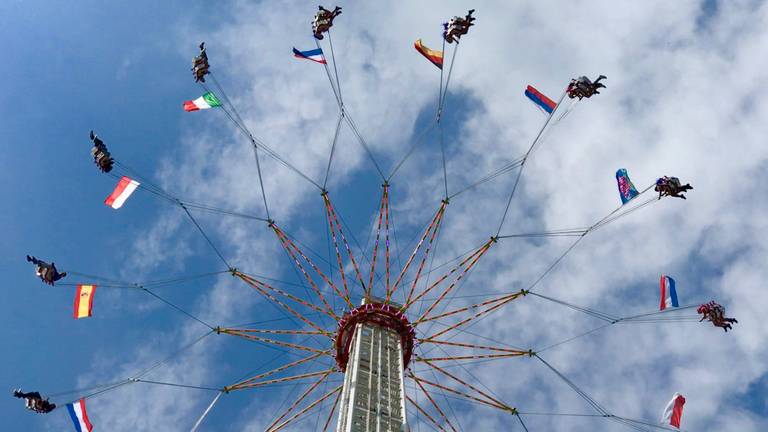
[[659, 275, 679, 311], [292, 47, 327, 64], [66, 398, 94, 432]]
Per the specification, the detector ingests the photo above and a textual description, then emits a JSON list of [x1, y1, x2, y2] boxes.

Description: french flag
[[659, 275, 679, 311], [292, 47, 327, 64], [66, 398, 94, 432], [525, 85, 557, 114], [660, 393, 685, 428]]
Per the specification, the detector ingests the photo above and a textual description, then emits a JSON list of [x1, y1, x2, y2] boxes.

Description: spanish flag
[[414, 39, 443, 69], [74, 285, 96, 319]]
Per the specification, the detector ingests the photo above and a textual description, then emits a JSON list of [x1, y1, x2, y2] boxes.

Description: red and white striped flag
[[660, 393, 685, 428], [104, 176, 140, 209]]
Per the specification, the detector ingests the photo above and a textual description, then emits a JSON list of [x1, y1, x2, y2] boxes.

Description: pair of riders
[[568, 75, 607, 99], [90, 130, 113, 173], [13, 389, 56, 414], [443, 9, 476, 44], [192, 42, 210, 83], [312, 6, 342, 40], [655, 176, 694, 200], [27, 255, 66, 285], [697, 301, 738, 332]]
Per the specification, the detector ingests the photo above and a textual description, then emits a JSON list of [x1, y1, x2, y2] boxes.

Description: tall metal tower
[[334, 297, 415, 432]]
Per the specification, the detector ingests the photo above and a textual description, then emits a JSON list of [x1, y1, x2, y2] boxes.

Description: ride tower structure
[[335, 297, 415, 432]]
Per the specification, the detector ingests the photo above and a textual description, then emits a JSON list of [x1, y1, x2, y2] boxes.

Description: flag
[[66, 398, 94, 432], [74, 284, 96, 319], [414, 39, 443, 69], [616, 168, 640, 204], [525, 85, 557, 114], [292, 47, 327, 64], [183, 92, 222, 112], [104, 176, 140, 209], [659, 275, 679, 311], [660, 393, 685, 429]]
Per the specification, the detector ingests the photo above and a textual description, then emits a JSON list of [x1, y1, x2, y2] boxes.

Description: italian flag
[[183, 92, 222, 112]]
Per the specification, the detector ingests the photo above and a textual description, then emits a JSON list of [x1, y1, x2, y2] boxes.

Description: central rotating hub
[[334, 300, 416, 372]]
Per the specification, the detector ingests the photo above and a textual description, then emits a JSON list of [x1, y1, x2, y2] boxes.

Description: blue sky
[[3, 1, 768, 431]]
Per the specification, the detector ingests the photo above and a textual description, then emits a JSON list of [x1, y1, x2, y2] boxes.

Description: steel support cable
[[64, 271, 134, 287], [369, 185, 388, 295], [343, 112, 387, 180], [107, 169, 176, 205], [406, 394, 447, 432], [437, 38, 447, 116], [131, 379, 221, 392], [332, 196, 386, 278], [233, 273, 332, 333], [418, 298, 523, 341], [112, 161, 177, 202], [523, 189, 658, 295], [387, 120, 438, 181], [276, 238, 334, 330], [226, 351, 329, 390], [326, 29, 344, 106], [323, 193, 365, 301], [416, 316, 528, 361], [321, 389, 342, 431], [417, 288, 525, 325], [57, 330, 214, 404], [237, 270, 338, 323], [140, 270, 230, 288], [178, 202, 231, 269], [220, 331, 330, 356], [438, 42, 460, 118], [417, 258, 485, 338], [227, 332, 333, 389], [314, 38, 342, 107], [180, 202, 268, 222], [268, 385, 342, 432], [114, 159, 235, 271], [448, 157, 526, 200], [322, 195, 354, 301], [409, 373, 459, 432], [516, 413, 531, 432], [439, 116, 449, 199], [224, 310, 326, 328], [528, 292, 619, 322], [535, 323, 614, 354], [323, 111, 345, 189], [412, 240, 494, 321], [272, 225, 342, 318], [384, 188, 392, 295], [389, 203, 447, 302], [423, 343, 525, 432], [312, 30, 385, 182], [403, 206, 447, 307], [203, 78, 322, 195], [415, 350, 467, 432], [420, 358, 516, 412], [494, 87, 570, 237], [205, 74, 273, 219], [113, 162, 268, 223], [142, 287, 216, 330], [535, 354, 609, 416], [265, 370, 334, 431]]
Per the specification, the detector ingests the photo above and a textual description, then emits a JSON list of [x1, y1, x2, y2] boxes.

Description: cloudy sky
[[2, 0, 767, 430]]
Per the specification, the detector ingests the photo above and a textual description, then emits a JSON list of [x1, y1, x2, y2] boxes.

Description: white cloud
[[65, 0, 768, 430]]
